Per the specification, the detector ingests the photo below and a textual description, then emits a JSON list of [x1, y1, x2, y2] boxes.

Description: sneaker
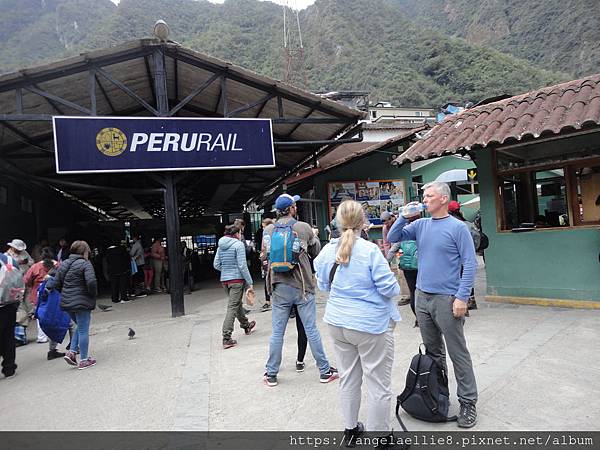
[[397, 298, 411, 306], [244, 321, 257, 335], [295, 361, 305, 372], [47, 349, 65, 360], [263, 373, 278, 387], [78, 357, 97, 370], [4, 372, 16, 379], [37, 337, 49, 344], [261, 303, 271, 312], [319, 367, 339, 383], [457, 402, 477, 428], [223, 338, 237, 349], [135, 293, 148, 298], [64, 351, 78, 366], [243, 308, 251, 315], [344, 422, 364, 448]]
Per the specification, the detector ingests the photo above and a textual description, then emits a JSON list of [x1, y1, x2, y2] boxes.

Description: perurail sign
[[53, 116, 275, 174]]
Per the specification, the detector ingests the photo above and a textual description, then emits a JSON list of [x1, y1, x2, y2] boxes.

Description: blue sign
[[53, 116, 275, 174]]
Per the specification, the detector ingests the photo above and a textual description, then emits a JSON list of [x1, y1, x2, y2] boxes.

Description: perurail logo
[[96, 127, 127, 156]]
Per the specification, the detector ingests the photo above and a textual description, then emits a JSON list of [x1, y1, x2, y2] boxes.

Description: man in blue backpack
[[262, 194, 338, 387]]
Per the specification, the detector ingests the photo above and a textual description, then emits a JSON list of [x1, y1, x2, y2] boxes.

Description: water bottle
[[262, 234, 271, 253], [401, 202, 426, 217], [292, 236, 301, 253]]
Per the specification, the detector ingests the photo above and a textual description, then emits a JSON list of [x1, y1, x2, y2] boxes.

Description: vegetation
[[0, 0, 579, 107], [394, 0, 600, 78]]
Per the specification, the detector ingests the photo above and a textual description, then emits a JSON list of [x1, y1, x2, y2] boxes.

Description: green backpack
[[399, 241, 418, 271]]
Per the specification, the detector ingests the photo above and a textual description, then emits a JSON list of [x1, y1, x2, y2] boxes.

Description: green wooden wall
[[477, 150, 600, 302]]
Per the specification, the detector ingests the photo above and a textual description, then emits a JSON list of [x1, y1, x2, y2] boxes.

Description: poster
[[328, 179, 407, 226]]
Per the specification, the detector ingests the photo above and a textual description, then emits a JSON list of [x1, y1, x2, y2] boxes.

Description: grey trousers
[[328, 321, 396, 432], [415, 289, 478, 405], [222, 282, 249, 339]]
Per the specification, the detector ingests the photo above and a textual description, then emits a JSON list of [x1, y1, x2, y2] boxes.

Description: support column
[[154, 46, 185, 317]]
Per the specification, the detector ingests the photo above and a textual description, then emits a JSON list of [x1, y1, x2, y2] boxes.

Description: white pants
[[37, 319, 48, 342], [328, 321, 396, 432]]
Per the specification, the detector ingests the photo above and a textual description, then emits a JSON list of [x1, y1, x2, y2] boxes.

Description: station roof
[[395, 73, 600, 164], [0, 39, 364, 219]]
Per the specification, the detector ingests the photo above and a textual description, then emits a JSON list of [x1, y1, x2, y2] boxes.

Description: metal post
[[154, 46, 185, 317]]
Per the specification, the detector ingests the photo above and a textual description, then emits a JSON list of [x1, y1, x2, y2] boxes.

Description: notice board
[[327, 179, 407, 226]]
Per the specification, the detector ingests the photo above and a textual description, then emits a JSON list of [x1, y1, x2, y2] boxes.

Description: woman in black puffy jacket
[[47, 240, 97, 370]]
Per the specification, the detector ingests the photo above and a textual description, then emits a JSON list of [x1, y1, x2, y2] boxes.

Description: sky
[[109, 0, 316, 9]]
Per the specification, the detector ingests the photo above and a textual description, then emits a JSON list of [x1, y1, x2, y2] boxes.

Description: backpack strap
[[328, 263, 339, 285], [395, 400, 409, 433]]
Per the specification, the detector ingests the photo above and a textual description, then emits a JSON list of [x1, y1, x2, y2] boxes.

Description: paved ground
[[1, 257, 599, 431]]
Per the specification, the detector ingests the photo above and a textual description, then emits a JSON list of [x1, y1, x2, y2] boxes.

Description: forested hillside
[[0, 0, 576, 107], [395, 0, 600, 78]]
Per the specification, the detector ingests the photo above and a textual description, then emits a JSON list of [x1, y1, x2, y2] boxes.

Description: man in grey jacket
[[213, 224, 256, 349]]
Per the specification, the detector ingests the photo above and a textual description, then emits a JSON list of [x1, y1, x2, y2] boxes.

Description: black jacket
[[48, 254, 97, 312], [105, 245, 131, 275]]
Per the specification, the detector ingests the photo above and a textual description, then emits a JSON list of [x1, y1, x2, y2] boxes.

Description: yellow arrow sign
[[467, 169, 477, 180]]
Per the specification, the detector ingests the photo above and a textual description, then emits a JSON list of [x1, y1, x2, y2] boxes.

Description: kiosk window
[[497, 149, 600, 229], [574, 164, 600, 224]]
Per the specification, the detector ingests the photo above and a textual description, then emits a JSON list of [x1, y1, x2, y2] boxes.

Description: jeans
[[266, 284, 330, 376], [292, 305, 307, 362], [68, 310, 92, 360]]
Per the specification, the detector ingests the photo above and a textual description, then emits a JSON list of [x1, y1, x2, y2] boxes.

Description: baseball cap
[[275, 193, 300, 210], [448, 200, 461, 212]]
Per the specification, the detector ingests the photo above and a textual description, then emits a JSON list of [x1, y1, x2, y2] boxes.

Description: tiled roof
[[395, 73, 600, 164]]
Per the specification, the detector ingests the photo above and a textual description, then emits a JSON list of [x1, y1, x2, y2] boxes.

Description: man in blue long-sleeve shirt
[[388, 181, 478, 428]]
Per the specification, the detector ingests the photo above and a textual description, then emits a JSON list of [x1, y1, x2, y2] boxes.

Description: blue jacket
[[213, 236, 253, 286], [314, 237, 401, 334]]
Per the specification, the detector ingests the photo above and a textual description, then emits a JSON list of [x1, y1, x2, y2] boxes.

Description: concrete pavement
[[1, 258, 599, 431]]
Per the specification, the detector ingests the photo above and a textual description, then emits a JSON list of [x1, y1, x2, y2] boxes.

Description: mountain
[[394, 0, 600, 78], [0, 0, 573, 107]]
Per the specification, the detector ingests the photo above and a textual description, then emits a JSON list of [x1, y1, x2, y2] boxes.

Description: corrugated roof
[[0, 39, 365, 216], [285, 126, 425, 186], [395, 73, 600, 164]]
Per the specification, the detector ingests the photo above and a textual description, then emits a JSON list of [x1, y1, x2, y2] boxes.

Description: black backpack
[[478, 232, 489, 251], [397, 345, 457, 423]]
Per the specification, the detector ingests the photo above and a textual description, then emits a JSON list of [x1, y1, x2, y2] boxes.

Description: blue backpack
[[36, 280, 71, 344], [269, 219, 299, 273]]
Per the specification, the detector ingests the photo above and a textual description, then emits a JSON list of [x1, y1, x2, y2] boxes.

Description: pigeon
[[128, 328, 136, 340], [97, 304, 113, 312]]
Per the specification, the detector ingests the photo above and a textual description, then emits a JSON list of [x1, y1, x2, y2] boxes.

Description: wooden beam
[[168, 72, 220, 116], [25, 85, 91, 115], [96, 66, 158, 116]]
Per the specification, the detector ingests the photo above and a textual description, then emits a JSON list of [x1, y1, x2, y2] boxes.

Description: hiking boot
[[244, 321, 256, 335], [64, 351, 78, 366], [295, 361, 305, 372], [78, 357, 97, 370], [47, 349, 65, 360], [457, 402, 477, 428], [261, 303, 271, 312], [319, 367, 339, 383], [344, 422, 364, 448], [223, 338, 237, 349], [263, 373, 278, 387]]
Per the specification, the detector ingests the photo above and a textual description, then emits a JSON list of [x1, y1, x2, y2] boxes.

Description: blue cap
[[275, 193, 300, 210]]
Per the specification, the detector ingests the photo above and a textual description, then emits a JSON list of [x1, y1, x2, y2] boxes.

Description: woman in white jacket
[[314, 200, 401, 443]]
